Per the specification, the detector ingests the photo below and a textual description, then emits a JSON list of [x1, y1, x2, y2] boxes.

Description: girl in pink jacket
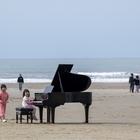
[[0, 84, 9, 122]]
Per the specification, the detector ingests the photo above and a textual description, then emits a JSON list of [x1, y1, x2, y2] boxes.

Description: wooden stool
[[15, 107, 34, 124]]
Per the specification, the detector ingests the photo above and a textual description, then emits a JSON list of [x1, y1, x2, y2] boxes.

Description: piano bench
[[15, 107, 34, 124]]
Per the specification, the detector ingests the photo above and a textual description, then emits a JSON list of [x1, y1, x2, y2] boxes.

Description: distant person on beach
[[0, 84, 9, 122], [134, 75, 140, 93], [17, 74, 24, 91], [129, 73, 134, 92], [22, 89, 38, 121]]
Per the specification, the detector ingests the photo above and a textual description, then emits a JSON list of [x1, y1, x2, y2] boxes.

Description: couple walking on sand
[[129, 73, 140, 93]]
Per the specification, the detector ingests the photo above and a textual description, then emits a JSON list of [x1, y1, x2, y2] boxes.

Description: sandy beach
[[0, 82, 140, 140]]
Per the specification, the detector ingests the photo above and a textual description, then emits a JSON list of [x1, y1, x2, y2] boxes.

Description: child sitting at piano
[[22, 89, 38, 121]]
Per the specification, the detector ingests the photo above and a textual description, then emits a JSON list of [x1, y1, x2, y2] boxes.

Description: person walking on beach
[[129, 73, 134, 92], [17, 74, 24, 91], [134, 75, 140, 93], [0, 84, 9, 122], [22, 89, 38, 121]]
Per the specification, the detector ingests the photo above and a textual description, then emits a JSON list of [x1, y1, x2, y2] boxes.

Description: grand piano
[[34, 64, 92, 123]]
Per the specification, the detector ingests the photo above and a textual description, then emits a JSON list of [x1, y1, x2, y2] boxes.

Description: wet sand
[[0, 82, 140, 140]]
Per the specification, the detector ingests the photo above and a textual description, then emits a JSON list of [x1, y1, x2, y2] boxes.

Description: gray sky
[[0, 0, 140, 59]]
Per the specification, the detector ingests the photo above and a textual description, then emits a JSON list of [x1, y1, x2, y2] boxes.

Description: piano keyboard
[[33, 101, 43, 104]]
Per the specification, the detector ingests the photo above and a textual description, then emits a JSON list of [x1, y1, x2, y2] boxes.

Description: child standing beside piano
[[22, 89, 38, 121]]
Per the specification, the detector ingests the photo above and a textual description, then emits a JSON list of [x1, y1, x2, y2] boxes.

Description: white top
[[22, 96, 33, 108]]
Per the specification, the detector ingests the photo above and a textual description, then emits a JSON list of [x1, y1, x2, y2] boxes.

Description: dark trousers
[[130, 83, 134, 92], [19, 82, 23, 91]]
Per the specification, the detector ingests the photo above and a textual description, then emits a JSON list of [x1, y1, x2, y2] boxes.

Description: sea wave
[[0, 72, 133, 83], [0, 78, 52, 83], [0, 78, 128, 83], [78, 72, 130, 77], [78, 72, 130, 82], [91, 78, 128, 83]]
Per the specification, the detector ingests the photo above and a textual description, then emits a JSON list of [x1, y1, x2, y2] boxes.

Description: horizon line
[[0, 57, 140, 60]]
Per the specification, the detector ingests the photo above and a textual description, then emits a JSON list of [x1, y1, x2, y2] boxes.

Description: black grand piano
[[34, 64, 92, 123]]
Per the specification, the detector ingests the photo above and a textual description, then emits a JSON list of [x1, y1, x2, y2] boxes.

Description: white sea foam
[[78, 72, 129, 77], [0, 78, 52, 83], [78, 72, 130, 82], [0, 77, 128, 83], [91, 78, 128, 83], [0, 71, 131, 83]]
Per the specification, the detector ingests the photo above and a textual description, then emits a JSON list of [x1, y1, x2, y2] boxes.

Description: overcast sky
[[0, 0, 140, 59]]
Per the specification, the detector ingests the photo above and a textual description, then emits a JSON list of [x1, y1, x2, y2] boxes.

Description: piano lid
[[51, 64, 73, 86], [51, 64, 91, 92]]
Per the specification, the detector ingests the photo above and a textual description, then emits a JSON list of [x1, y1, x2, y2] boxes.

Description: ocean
[[0, 58, 139, 83]]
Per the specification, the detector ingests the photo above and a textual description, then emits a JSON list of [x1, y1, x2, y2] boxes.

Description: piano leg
[[83, 104, 90, 123], [50, 107, 55, 123], [47, 107, 50, 123], [39, 106, 43, 123]]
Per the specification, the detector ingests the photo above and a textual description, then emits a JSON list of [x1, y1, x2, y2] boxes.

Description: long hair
[[22, 89, 30, 97]]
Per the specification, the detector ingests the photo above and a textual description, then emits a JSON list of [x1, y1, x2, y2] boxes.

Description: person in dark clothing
[[129, 73, 134, 92], [134, 75, 140, 93], [17, 74, 24, 91]]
